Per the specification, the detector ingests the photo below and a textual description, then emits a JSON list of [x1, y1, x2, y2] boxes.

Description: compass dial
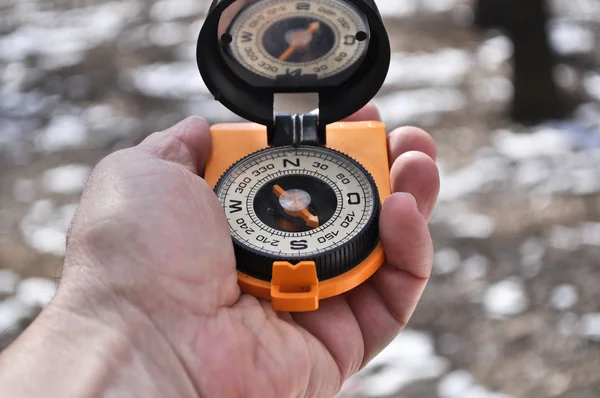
[[224, 0, 370, 81], [215, 146, 380, 281]]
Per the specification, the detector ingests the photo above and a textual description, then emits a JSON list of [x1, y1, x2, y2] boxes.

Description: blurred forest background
[[1, 0, 600, 397]]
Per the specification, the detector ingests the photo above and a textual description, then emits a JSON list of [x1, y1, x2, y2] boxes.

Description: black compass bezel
[[197, 0, 391, 127], [214, 145, 381, 282]]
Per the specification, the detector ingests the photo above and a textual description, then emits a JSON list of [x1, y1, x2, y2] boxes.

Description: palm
[[63, 108, 440, 397]]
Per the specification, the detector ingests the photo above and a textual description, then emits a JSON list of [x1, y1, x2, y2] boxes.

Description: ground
[[1, 0, 600, 397]]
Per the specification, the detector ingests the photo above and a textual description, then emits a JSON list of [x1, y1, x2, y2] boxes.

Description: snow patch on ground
[[434, 248, 462, 275], [377, 0, 418, 18], [341, 330, 451, 397], [438, 370, 514, 398], [472, 76, 514, 103], [580, 313, 600, 342], [493, 129, 572, 160], [41, 164, 92, 195], [550, 21, 596, 55], [431, 202, 497, 240], [19, 200, 77, 256], [483, 278, 529, 318], [35, 115, 88, 152], [0, 2, 140, 64], [385, 49, 473, 88], [0, 277, 57, 333], [16, 278, 57, 307], [551, 284, 578, 311], [374, 88, 466, 127], [148, 22, 188, 47], [584, 72, 600, 102], [150, 0, 205, 21], [438, 155, 510, 201], [460, 254, 490, 282], [123, 62, 212, 99], [477, 35, 513, 70], [0, 298, 36, 332], [448, 213, 496, 239]]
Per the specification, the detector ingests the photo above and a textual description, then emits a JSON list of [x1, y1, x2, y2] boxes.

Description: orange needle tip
[[307, 215, 319, 229], [273, 184, 285, 197]]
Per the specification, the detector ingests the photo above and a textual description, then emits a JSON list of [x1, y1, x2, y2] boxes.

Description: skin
[[0, 104, 440, 398]]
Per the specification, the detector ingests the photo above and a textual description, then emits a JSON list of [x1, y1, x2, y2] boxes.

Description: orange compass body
[[204, 122, 391, 311]]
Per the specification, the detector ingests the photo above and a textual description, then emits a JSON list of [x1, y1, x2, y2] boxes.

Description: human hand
[[0, 104, 439, 397]]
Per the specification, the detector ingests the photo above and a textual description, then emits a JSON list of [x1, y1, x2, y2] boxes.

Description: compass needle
[[306, 215, 319, 229], [278, 45, 298, 62], [309, 21, 321, 33]]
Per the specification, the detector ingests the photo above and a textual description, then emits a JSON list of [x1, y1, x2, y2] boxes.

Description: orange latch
[[271, 261, 319, 312]]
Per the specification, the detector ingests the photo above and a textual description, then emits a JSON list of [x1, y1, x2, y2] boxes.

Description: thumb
[[137, 116, 212, 175]]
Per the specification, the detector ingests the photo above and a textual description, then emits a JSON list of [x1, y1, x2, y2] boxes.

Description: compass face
[[223, 0, 370, 82], [215, 146, 378, 266]]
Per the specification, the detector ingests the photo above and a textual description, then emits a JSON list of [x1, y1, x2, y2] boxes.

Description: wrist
[[0, 281, 198, 398]]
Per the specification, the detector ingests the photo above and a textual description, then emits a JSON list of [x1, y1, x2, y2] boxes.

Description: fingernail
[[394, 192, 417, 209]]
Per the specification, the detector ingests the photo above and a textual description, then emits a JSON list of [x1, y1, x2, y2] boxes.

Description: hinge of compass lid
[[268, 93, 325, 147]]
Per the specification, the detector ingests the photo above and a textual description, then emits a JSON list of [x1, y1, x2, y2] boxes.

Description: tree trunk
[[475, 0, 576, 123]]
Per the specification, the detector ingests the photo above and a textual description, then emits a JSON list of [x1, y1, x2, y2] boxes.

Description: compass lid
[[196, 0, 391, 128]]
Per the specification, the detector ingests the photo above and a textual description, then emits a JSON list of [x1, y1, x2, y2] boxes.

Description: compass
[[197, 0, 391, 312]]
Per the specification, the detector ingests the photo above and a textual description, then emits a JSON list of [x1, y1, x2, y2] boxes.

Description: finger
[[346, 192, 434, 366], [137, 116, 212, 175], [343, 103, 381, 122], [388, 126, 437, 163], [390, 151, 440, 222], [291, 296, 365, 380]]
